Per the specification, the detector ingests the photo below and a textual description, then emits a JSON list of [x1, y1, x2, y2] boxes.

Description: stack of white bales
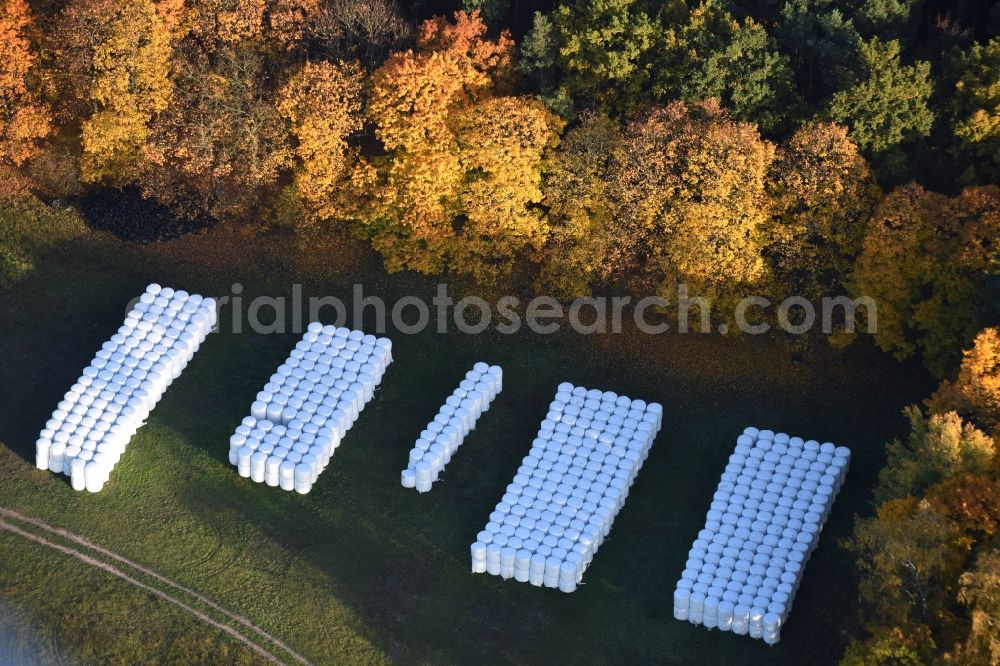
[[35, 284, 216, 492], [672, 428, 851, 644], [229, 323, 392, 493], [401, 362, 502, 492], [470, 383, 662, 592]]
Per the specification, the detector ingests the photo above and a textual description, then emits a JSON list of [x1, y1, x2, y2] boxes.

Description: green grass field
[[0, 226, 934, 665]]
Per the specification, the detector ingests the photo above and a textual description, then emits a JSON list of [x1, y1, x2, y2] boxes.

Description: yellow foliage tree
[[927, 327, 1000, 439], [611, 99, 774, 304], [766, 121, 880, 300], [954, 549, 1000, 664], [187, 0, 267, 46], [853, 184, 1000, 377], [448, 96, 563, 283], [362, 10, 542, 280], [538, 112, 621, 298], [0, 0, 50, 167], [364, 24, 490, 265], [277, 60, 365, 225], [847, 498, 970, 632], [60, 0, 173, 184], [876, 407, 995, 504]]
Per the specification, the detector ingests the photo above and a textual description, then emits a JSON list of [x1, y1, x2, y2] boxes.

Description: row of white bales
[[32, 284, 849, 643], [34, 285, 215, 492], [673, 428, 850, 643], [229, 322, 393, 493]]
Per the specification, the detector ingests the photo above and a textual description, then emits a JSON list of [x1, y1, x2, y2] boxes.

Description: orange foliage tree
[[610, 99, 774, 306], [267, 0, 322, 50], [187, 0, 267, 45], [277, 60, 365, 225], [0, 0, 49, 167], [360, 10, 557, 281], [927, 473, 1000, 537]]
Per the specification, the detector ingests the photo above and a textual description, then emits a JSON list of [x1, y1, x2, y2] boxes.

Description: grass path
[[0, 507, 310, 666]]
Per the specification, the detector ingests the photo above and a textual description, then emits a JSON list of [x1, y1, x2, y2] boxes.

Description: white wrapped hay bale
[[227, 324, 393, 493], [35, 284, 215, 491], [469, 382, 662, 592], [672, 427, 851, 643], [400, 363, 502, 492]]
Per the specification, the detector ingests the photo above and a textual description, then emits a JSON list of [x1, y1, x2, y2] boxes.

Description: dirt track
[[0, 507, 312, 666]]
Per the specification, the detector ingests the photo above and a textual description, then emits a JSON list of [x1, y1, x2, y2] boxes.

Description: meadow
[[0, 225, 933, 664]]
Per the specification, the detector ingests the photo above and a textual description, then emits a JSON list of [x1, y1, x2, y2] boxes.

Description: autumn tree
[[765, 122, 880, 301], [186, 0, 338, 53], [143, 45, 291, 220], [852, 184, 1000, 377], [307, 0, 412, 67], [154, 0, 187, 38], [266, 0, 322, 50], [187, 0, 267, 46], [948, 38, 1000, 184], [876, 407, 995, 504], [417, 9, 513, 82], [846, 498, 969, 633], [56, 0, 172, 184], [363, 34, 481, 273], [447, 96, 562, 283], [277, 60, 365, 225], [927, 327, 1000, 439], [538, 112, 620, 297], [0, 0, 49, 167], [954, 549, 1000, 664], [609, 99, 774, 305], [361, 10, 540, 278], [840, 626, 934, 666], [926, 473, 1000, 537], [826, 37, 933, 154]]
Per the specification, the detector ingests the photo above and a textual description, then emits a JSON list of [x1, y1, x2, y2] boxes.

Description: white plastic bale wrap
[[470, 383, 662, 592], [401, 362, 502, 492], [672, 427, 851, 643], [35, 284, 216, 492], [227, 324, 393, 493]]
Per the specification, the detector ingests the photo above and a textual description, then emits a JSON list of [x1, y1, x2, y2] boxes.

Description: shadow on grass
[[77, 188, 213, 243]]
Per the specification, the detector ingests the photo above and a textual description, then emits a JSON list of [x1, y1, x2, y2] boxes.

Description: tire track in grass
[[0, 507, 311, 666]]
